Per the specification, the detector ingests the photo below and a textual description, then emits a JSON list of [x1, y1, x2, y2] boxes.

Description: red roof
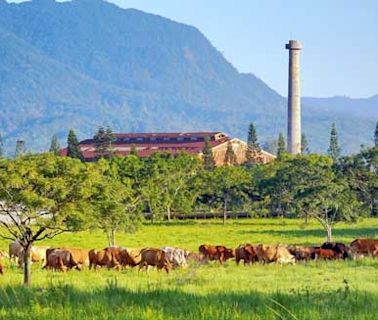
[[60, 131, 230, 161]]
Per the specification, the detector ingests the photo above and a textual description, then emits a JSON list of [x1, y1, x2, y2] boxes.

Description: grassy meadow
[[0, 218, 377, 319]]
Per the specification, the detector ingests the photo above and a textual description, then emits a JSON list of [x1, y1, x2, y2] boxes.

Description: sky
[[9, 0, 378, 98]]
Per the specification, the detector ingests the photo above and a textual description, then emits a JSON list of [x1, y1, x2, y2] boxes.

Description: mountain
[[302, 95, 378, 152], [0, 0, 376, 156]]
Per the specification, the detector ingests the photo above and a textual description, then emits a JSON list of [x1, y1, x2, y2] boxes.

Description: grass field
[[0, 218, 377, 319]]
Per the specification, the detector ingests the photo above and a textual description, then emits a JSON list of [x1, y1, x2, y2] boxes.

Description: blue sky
[[9, 0, 378, 98]]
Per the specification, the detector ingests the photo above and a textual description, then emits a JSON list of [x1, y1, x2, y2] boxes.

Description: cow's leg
[[139, 261, 147, 272]]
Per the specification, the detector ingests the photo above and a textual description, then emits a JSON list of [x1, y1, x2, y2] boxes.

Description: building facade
[[61, 132, 275, 165]]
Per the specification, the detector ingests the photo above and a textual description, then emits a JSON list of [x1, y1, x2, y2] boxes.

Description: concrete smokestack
[[285, 40, 302, 154]]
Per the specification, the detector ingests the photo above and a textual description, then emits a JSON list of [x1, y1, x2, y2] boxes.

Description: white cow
[[161, 247, 188, 268], [18, 246, 49, 268], [9, 241, 23, 263]]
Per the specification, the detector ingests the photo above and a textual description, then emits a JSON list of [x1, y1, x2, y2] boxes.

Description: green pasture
[[0, 218, 377, 319]]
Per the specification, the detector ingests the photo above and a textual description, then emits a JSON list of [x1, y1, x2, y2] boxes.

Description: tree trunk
[[325, 224, 332, 242], [106, 230, 114, 247], [223, 199, 227, 225], [23, 244, 32, 286], [371, 194, 377, 217], [167, 206, 171, 222], [110, 229, 116, 247], [148, 202, 154, 223]]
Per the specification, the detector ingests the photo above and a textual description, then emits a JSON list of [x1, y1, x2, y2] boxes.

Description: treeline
[[0, 142, 377, 243]]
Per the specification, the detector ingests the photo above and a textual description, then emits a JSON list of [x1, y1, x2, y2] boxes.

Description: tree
[[0, 154, 94, 285], [245, 123, 263, 165], [93, 126, 115, 159], [338, 147, 378, 216], [301, 133, 310, 154], [328, 123, 341, 160], [284, 155, 361, 241], [277, 133, 286, 158], [140, 153, 170, 222], [90, 159, 142, 246], [375, 121, 378, 147], [0, 132, 3, 158], [224, 141, 237, 166], [130, 144, 138, 157], [202, 136, 215, 170], [261, 154, 296, 218], [49, 134, 61, 155], [67, 129, 84, 161], [199, 166, 251, 224], [15, 140, 26, 158], [161, 154, 200, 221]]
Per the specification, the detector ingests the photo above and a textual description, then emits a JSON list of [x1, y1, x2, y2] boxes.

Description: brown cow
[[103, 247, 122, 263], [45, 248, 87, 271], [350, 239, 378, 258], [46, 251, 68, 272], [287, 245, 316, 261], [88, 249, 97, 270], [139, 248, 172, 273], [66, 248, 90, 270], [199, 245, 234, 263], [255, 244, 277, 263], [313, 248, 338, 260], [321, 242, 349, 259], [44, 248, 60, 269], [45, 249, 76, 271], [119, 248, 141, 268], [235, 244, 257, 265], [89, 249, 121, 270]]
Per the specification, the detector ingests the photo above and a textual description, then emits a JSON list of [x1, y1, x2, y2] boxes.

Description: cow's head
[[224, 248, 235, 260]]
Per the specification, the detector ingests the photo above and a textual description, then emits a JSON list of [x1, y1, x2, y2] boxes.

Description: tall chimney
[[285, 40, 302, 154]]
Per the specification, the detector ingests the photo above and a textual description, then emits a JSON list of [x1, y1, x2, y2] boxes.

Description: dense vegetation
[[0, 0, 376, 155]]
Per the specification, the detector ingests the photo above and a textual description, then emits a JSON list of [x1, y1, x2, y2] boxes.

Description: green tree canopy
[[49, 134, 61, 155], [266, 154, 362, 241], [130, 144, 138, 157], [338, 146, 378, 217], [202, 136, 215, 170], [0, 154, 94, 285], [93, 126, 115, 159], [224, 141, 237, 166], [301, 133, 310, 154], [277, 133, 286, 158], [15, 140, 26, 158], [90, 158, 142, 246], [328, 123, 341, 160], [198, 166, 252, 224], [67, 129, 84, 161], [245, 122, 263, 165]]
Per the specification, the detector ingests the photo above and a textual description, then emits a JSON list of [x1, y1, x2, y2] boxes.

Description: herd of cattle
[[0, 238, 377, 275]]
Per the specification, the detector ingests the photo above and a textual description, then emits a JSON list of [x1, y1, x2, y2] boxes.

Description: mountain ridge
[[0, 0, 376, 156]]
